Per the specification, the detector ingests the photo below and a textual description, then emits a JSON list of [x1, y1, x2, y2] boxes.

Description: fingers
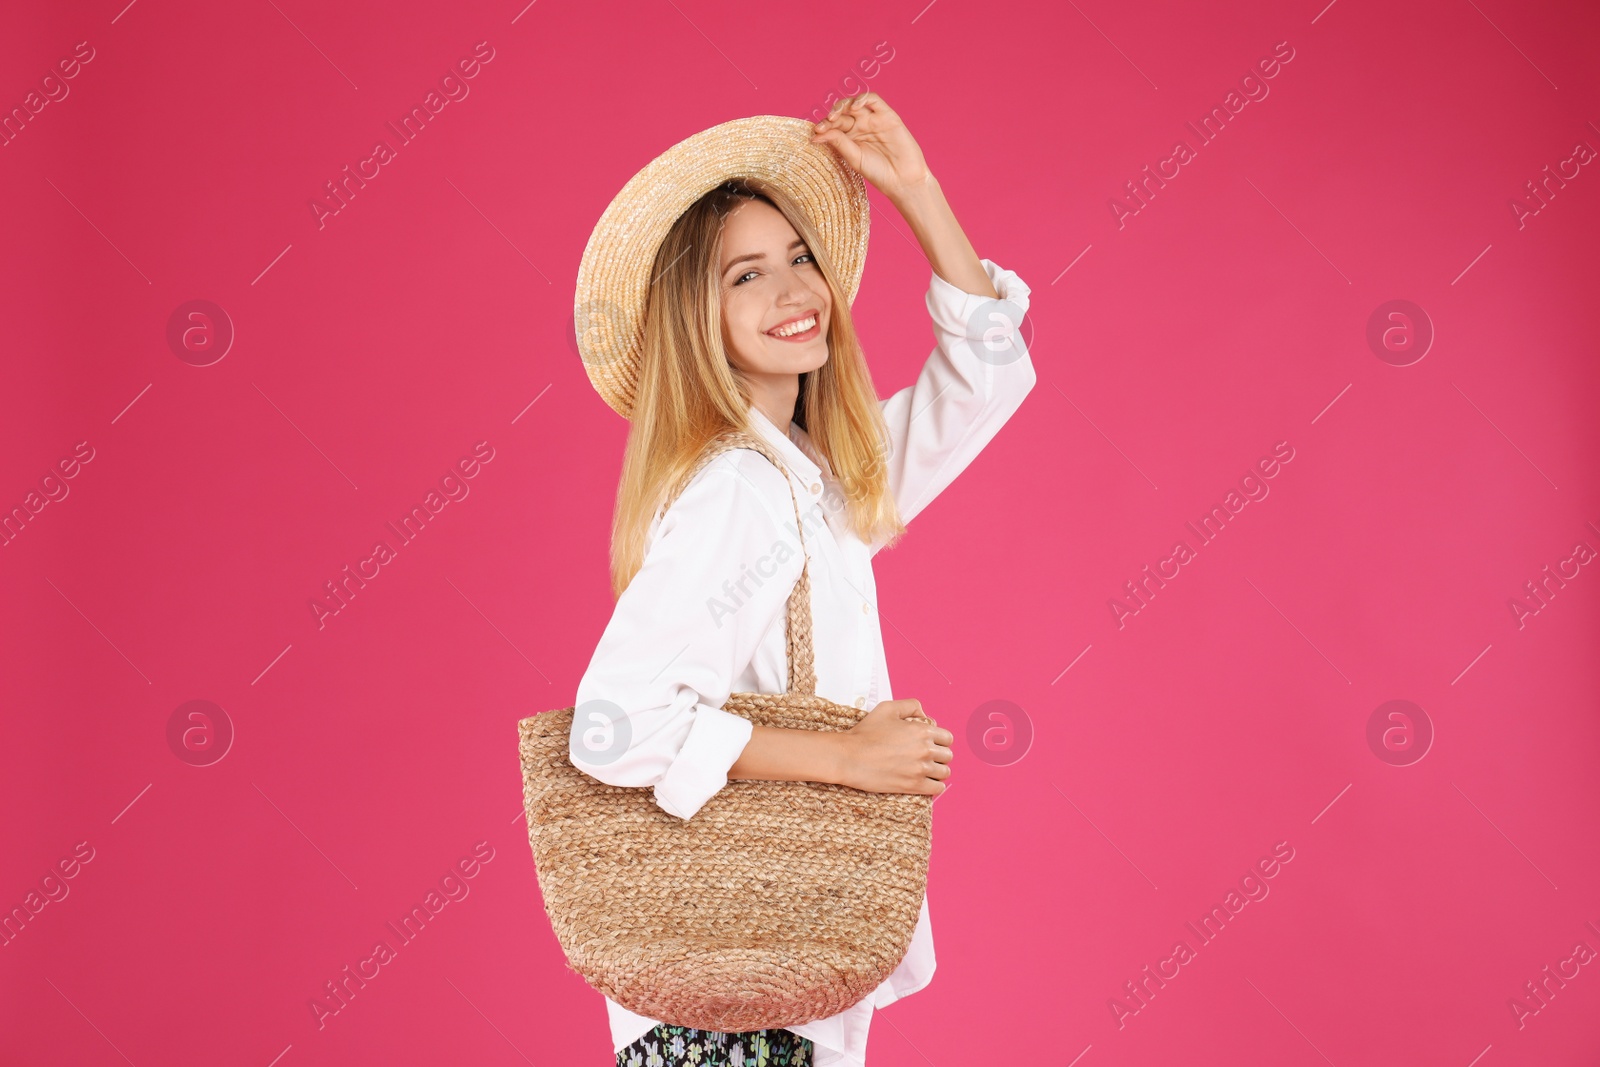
[[816, 92, 884, 131], [927, 743, 951, 798], [815, 100, 848, 130], [810, 125, 861, 166], [829, 93, 868, 116], [830, 91, 881, 114]]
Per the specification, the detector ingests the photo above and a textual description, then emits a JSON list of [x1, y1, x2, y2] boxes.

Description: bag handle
[[657, 429, 817, 697]]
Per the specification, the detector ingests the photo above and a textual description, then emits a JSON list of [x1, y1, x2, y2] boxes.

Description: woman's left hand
[[810, 92, 932, 202]]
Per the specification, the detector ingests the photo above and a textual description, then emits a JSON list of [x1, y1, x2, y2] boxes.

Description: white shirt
[[571, 257, 1035, 1066]]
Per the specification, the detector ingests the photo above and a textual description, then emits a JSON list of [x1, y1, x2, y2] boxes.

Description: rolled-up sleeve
[[571, 451, 807, 821], [871, 258, 1036, 556]]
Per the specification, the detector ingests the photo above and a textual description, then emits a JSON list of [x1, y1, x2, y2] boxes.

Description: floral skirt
[[616, 1024, 812, 1066]]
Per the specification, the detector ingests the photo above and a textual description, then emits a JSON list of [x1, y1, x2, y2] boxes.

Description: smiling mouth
[[767, 314, 820, 341]]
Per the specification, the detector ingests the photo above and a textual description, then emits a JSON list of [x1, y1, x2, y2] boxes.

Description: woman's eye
[[733, 253, 812, 286]]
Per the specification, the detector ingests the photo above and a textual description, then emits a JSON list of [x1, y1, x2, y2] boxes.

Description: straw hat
[[572, 114, 872, 420]]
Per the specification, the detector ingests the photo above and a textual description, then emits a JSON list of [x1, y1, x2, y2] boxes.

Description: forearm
[[727, 724, 847, 785], [891, 172, 999, 300]]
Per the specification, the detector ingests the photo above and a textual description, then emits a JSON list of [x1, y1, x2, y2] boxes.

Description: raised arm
[[811, 92, 994, 297], [812, 94, 1037, 554]]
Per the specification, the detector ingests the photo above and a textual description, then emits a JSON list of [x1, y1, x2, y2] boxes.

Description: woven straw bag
[[517, 429, 933, 1033]]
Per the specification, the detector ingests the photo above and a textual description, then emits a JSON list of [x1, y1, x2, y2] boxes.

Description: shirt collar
[[745, 403, 823, 487]]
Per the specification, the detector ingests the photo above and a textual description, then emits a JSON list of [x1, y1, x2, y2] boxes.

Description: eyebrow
[[723, 238, 808, 277]]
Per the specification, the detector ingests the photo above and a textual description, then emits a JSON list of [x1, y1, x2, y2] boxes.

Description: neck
[[746, 372, 799, 431]]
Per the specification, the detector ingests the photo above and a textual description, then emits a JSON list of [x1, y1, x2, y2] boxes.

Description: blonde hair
[[608, 177, 906, 599]]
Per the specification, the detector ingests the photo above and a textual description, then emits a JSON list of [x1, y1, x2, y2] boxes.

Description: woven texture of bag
[[518, 429, 932, 1033]]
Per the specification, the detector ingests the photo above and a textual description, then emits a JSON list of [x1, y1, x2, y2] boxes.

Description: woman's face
[[718, 198, 833, 386]]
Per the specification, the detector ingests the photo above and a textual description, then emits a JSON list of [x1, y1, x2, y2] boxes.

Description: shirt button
[[810, 482, 821, 494], [861, 602, 870, 614], [854, 697, 866, 708]]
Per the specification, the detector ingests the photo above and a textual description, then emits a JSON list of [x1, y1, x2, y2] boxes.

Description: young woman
[[568, 93, 1036, 1067]]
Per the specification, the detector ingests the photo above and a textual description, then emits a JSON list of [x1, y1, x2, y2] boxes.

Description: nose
[[775, 263, 815, 307]]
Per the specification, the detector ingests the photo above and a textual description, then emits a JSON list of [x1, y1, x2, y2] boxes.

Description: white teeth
[[769, 315, 817, 338]]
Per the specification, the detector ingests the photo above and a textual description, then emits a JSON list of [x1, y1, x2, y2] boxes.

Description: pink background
[[3, 0, 1598, 1063]]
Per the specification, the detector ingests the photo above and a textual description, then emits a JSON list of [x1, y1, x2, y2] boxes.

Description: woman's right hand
[[836, 699, 954, 796]]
